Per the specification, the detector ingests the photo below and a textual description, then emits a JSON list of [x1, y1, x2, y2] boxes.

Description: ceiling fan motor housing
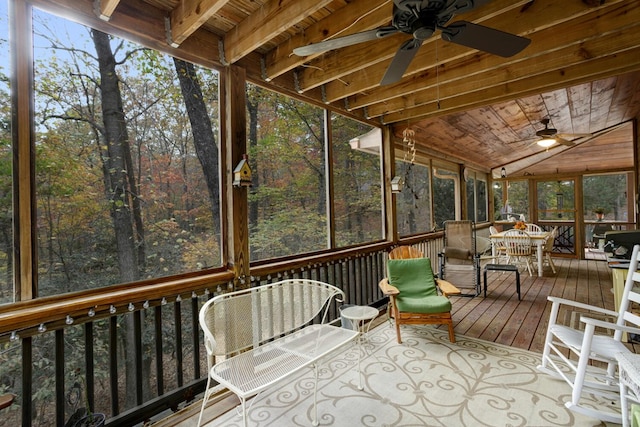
[[536, 118, 558, 138], [393, 3, 450, 40]]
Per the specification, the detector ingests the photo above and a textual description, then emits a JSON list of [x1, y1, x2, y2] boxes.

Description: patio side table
[[340, 305, 378, 390]]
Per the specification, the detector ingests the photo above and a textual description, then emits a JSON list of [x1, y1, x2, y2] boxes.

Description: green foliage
[[583, 174, 628, 220], [250, 207, 327, 258]]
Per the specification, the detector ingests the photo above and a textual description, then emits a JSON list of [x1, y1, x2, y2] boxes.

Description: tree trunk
[[172, 58, 220, 237], [247, 93, 259, 238], [91, 29, 140, 408]]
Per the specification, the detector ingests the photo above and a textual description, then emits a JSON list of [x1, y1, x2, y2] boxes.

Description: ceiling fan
[[532, 118, 592, 148], [293, 0, 531, 86]]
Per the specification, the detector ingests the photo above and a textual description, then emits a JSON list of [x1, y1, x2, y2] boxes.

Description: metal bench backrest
[[199, 279, 345, 357]]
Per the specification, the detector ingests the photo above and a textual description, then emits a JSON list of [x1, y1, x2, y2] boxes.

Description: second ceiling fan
[[293, 0, 531, 86], [531, 118, 592, 148]]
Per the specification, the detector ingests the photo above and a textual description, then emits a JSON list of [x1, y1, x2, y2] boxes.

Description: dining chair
[[542, 226, 558, 274], [503, 229, 534, 275], [526, 223, 542, 233], [489, 225, 507, 263]]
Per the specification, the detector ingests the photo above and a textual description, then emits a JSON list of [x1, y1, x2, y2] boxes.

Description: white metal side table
[[340, 305, 378, 390]]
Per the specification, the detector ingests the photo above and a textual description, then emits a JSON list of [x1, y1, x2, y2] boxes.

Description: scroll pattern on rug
[[206, 325, 616, 426]]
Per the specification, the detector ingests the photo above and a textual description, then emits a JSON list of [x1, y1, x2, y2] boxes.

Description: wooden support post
[[223, 65, 250, 286]]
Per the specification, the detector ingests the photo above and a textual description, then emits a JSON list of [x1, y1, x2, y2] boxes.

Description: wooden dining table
[[489, 230, 551, 277]]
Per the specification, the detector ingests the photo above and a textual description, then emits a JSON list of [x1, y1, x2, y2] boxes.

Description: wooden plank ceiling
[[39, 0, 640, 177]]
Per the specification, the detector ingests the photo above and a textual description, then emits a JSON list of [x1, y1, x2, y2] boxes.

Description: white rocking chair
[[537, 244, 640, 424]]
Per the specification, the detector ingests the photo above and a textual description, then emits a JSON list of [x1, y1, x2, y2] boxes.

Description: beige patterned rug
[[203, 324, 618, 427]]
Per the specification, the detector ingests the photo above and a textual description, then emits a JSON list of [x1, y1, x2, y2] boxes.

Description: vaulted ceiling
[[36, 0, 640, 177]]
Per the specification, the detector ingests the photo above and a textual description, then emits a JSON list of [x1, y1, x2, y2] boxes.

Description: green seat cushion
[[397, 294, 451, 314], [387, 258, 452, 313]]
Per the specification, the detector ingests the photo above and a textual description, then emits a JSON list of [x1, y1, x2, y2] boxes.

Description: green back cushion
[[387, 258, 451, 313]]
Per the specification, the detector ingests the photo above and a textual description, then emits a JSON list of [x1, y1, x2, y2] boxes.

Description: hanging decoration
[[402, 127, 416, 165], [392, 127, 417, 194]]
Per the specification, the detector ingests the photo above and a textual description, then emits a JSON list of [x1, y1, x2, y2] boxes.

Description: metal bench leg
[[312, 363, 319, 427], [516, 270, 521, 300], [197, 377, 211, 426], [241, 397, 248, 427]]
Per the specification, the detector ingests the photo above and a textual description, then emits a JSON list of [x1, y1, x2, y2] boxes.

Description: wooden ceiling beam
[[32, 0, 224, 69], [349, 0, 639, 112], [264, 0, 390, 81], [223, 0, 333, 65], [168, 0, 228, 47], [319, 0, 625, 104], [382, 46, 640, 124], [366, 22, 640, 119], [94, 0, 120, 20]]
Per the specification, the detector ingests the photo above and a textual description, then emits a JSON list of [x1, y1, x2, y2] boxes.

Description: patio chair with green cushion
[[379, 257, 457, 344]]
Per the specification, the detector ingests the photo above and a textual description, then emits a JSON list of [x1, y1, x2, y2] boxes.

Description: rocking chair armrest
[[580, 316, 640, 335], [379, 278, 399, 296], [435, 279, 462, 297], [547, 296, 619, 318]]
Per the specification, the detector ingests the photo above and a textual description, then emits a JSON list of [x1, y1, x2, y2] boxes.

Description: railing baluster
[[154, 305, 164, 395], [110, 316, 119, 415], [23, 337, 32, 427], [356, 257, 362, 302], [348, 259, 356, 305], [56, 330, 64, 426], [174, 298, 183, 387], [85, 322, 95, 412], [191, 294, 200, 380], [134, 311, 143, 405]]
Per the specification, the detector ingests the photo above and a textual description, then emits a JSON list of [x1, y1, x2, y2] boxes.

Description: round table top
[[341, 305, 378, 321]]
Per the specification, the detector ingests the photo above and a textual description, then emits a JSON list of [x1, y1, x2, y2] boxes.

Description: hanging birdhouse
[[233, 154, 252, 187], [390, 175, 404, 193]]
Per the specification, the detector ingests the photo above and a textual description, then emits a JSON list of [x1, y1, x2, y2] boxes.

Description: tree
[[173, 58, 220, 236]]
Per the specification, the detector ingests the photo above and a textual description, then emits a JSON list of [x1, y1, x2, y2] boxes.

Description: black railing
[[0, 235, 445, 426]]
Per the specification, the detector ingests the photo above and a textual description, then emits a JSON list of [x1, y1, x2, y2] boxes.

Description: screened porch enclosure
[[0, 0, 639, 425]]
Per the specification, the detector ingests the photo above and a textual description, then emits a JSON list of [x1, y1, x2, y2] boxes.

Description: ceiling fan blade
[[440, 21, 531, 57], [557, 132, 592, 138], [381, 38, 423, 86], [293, 27, 398, 56], [555, 137, 575, 146]]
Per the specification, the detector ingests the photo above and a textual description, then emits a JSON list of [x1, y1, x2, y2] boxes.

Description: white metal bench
[[197, 279, 359, 427]]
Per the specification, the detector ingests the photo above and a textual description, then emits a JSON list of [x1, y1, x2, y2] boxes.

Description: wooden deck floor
[[448, 257, 639, 353]]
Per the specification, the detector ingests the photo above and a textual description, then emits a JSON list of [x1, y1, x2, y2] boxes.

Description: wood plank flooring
[[448, 257, 639, 353]]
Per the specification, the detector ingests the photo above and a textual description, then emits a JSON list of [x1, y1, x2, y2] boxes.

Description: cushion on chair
[[397, 295, 452, 314], [442, 246, 472, 260], [387, 258, 452, 314], [632, 403, 640, 427]]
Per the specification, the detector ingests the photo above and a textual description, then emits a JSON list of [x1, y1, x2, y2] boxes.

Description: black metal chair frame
[[438, 220, 481, 297]]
